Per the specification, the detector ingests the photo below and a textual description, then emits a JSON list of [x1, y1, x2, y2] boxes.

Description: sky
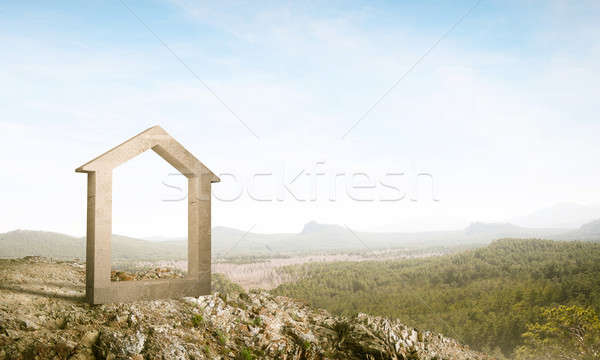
[[1, 0, 599, 237]]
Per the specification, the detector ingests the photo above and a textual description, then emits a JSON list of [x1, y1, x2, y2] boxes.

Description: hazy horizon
[[4, 201, 600, 240]]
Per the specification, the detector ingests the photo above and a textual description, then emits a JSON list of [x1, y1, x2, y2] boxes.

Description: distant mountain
[[0, 230, 84, 259], [465, 222, 524, 236], [0, 219, 589, 261], [464, 222, 566, 238], [578, 218, 600, 237], [511, 202, 600, 228], [0, 230, 186, 261], [553, 218, 600, 241], [0, 226, 469, 260], [300, 221, 345, 235]]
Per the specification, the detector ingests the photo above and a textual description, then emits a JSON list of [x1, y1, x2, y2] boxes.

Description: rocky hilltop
[[0, 258, 488, 360]]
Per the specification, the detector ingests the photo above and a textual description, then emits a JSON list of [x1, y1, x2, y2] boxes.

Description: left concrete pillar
[[85, 170, 112, 303]]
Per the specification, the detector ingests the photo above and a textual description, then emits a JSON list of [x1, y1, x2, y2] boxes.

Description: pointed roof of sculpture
[[75, 125, 220, 182]]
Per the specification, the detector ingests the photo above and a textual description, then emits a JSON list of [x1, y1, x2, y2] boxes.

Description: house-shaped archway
[[76, 125, 219, 304]]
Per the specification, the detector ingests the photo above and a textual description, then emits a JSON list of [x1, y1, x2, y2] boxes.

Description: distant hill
[[552, 218, 600, 241], [578, 218, 600, 237], [0, 230, 186, 261], [465, 222, 524, 236], [511, 202, 600, 228], [0, 219, 591, 260], [0, 230, 84, 259], [465, 222, 567, 238], [300, 221, 345, 234]]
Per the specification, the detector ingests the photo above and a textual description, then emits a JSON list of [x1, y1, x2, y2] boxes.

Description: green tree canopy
[[517, 305, 600, 360]]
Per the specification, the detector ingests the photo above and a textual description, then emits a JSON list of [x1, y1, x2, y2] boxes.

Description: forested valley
[[271, 239, 600, 358]]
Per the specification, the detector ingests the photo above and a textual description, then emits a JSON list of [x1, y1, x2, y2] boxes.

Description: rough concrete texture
[[75, 126, 219, 304]]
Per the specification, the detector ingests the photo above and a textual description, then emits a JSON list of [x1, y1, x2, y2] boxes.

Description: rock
[[5, 329, 21, 340], [80, 330, 99, 347], [117, 272, 134, 281], [69, 348, 95, 360], [144, 326, 187, 360], [95, 329, 145, 359], [127, 313, 138, 327], [19, 318, 39, 331], [54, 340, 77, 358]]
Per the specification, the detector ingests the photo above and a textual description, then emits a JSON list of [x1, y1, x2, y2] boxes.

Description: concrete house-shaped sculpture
[[76, 126, 219, 304]]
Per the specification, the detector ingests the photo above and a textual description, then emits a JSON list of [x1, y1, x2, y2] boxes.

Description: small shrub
[[237, 348, 255, 360], [191, 314, 204, 328], [333, 321, 352, 339], [203, 345, 211, 356], [406, 348, 420, 360], [290, 313, 301, 322], [218, 292, 228, 303], [252, 316, 262, 327], [302, 340, 311, 350], [235, 301, 248, 310], [212, 273, 245, 294], [215, 329, 227, 345]]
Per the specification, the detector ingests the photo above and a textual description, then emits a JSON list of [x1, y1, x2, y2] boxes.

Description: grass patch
[[215, 329, 227, 345], [252, 316, 262, 327], [191, 314, 203, 328], [237, 348, 255, 360]]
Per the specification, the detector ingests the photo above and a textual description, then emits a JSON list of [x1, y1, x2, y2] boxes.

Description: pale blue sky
[[1, 1, 599, 237]]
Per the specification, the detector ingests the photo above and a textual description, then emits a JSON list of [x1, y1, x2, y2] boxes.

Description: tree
[[516, 305, 600, 360]]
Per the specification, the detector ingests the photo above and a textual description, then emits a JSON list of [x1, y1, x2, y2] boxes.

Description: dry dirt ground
[[0, 257, 489, 360]]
